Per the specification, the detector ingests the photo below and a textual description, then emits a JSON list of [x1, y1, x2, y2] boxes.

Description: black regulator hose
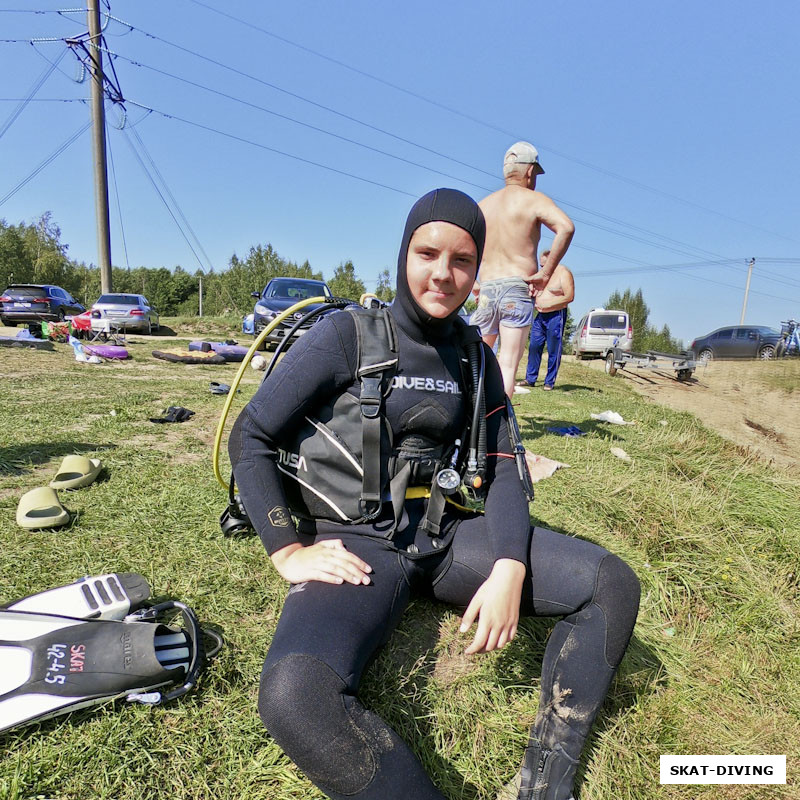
[[262, 297, 356, 380], [465, 340, 487, 491], [220, 297, 357, 536]]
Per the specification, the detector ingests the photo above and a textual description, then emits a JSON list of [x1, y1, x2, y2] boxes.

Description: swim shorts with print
[[469, 276, 534, 336]]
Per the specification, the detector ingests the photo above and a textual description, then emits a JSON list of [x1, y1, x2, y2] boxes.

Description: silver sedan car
[[91, 293, 160, 334]]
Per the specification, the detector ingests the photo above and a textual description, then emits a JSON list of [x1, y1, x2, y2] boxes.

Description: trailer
[[603, 346, 696, 382]]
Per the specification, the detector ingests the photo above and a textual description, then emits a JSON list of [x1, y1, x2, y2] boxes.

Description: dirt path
[[576, 356, 800, 467]]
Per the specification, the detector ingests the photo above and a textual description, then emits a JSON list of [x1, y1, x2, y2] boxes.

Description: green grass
[[741, 358, 800, 394], [1, 345, 798, 799], [157, 315, 243, 339]]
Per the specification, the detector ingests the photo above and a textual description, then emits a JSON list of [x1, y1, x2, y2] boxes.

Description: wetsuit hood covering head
[[393, 188, 485, 337]]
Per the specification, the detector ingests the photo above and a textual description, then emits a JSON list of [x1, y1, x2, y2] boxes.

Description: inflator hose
[[263, 299, 353, 379], [213, 297, 350, 490]]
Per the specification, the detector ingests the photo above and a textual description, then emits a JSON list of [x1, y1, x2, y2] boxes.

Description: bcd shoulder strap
[[350, 308, 399, 515]]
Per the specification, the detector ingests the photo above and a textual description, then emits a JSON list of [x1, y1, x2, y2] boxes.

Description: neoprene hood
[[393, 188, 485, 337]]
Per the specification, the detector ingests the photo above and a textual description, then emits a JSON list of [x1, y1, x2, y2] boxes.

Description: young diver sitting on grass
[[229, 188, 640, 800]]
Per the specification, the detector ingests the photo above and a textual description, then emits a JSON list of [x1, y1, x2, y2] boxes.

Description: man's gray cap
[[504, 141, 545, 175]]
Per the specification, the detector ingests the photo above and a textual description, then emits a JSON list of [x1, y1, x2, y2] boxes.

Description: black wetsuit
[[230, 189, 640, 800]]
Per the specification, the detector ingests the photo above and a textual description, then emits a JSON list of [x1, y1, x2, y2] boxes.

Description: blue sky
[[1, 0, 798, 343]]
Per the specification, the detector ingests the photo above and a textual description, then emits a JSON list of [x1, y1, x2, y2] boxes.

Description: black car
[[690, 325, 782, 361], [0, 284, 85, 326], [251, 277, 340, 348]]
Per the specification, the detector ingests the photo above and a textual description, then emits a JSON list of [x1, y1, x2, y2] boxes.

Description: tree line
[[1, 214, 677, 352], [605, 288, 683, 352], [0, 214, 395, 317]]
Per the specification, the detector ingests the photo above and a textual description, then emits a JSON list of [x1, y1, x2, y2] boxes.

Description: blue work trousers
[[526, 308, 567, 387]]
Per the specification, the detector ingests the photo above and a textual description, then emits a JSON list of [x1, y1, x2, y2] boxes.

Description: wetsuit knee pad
[[258, 653, 378, 795], [594, 554, 641, 668]]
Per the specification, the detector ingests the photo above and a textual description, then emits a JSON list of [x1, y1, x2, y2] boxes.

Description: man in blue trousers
[[525, 250, 575, 390]]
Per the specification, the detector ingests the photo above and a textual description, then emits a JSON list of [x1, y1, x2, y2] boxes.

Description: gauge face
[[436, 468, 460, 491]]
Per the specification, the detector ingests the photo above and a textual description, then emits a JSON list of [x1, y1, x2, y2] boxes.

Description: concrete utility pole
[[87, 0, 113, 293], [739, 257, 755, 324]]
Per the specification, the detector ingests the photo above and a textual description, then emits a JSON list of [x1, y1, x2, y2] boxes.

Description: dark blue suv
[[251, 277, 335, 348], [0, 284, 85, 326]]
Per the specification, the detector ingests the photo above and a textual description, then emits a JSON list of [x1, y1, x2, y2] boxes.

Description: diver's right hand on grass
[[271, 539, 373, 586]]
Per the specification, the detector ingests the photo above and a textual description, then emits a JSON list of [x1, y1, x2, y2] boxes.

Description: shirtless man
[[524, 249, 575, 390], [471, 142, 574, 397]]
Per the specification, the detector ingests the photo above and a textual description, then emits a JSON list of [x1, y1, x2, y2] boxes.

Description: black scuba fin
[[0, 601, 220, 735]]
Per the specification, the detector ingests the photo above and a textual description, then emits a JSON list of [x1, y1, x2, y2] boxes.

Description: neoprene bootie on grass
[[496, 743, 578, 800]]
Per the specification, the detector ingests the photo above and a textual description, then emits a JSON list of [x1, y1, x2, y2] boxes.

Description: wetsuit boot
[[497, 741, 579, 800]]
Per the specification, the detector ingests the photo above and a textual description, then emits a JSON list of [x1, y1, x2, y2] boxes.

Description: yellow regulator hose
[[212, 296, 326, 490]]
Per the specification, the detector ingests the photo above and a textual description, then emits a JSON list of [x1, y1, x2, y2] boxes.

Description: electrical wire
[[120, 96, 799, 303], [649, 272, 796, 304], [0, 97, 87, 102], [30, 40, 86, 83], [575, 258, 738, 277], [126, 123, 214, 271], [574, 257, 740, 275], [549, 195, 731, 262], [98, 47, 491, 195], [0, 46, 65, 140], [0, 34, 73, 42], [119, 126, 209, 272], [749, 272, 800, 291], [567, 212, 735, 262], [10, 26, 778, 270], [4, 14, 795, 303], [122, 23, 499, 182], [96, 42, 754, 267], [0, 119, 90, 207], [184, 0, 798, 247], [575, 263, 798, 304], [122, 97, 416, 198], [106, 128, 130, 270]]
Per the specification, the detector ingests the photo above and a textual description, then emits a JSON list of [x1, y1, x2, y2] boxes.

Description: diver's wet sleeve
[[481, 347, 531, 565], [229, 313, 358, 554]]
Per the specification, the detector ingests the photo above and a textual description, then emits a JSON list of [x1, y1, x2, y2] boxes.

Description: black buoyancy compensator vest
[[276, 308, 400, 524]]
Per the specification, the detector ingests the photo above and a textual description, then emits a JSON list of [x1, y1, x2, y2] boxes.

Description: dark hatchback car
[[251, 277, 336, 347], [0, 284, 85, 326], [690, 325, 782, 361]]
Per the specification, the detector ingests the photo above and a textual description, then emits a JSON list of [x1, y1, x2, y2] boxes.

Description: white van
[[572, 308, 633, 358]]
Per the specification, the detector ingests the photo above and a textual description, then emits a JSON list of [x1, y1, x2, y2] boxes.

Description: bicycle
[[777, 319, 800, 357]]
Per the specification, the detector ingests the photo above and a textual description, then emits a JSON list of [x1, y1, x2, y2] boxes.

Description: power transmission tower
[[87, 0, 112, 293]]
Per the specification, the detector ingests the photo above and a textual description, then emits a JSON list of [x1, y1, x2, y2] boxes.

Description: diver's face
[[406, 221, 478, 318]]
